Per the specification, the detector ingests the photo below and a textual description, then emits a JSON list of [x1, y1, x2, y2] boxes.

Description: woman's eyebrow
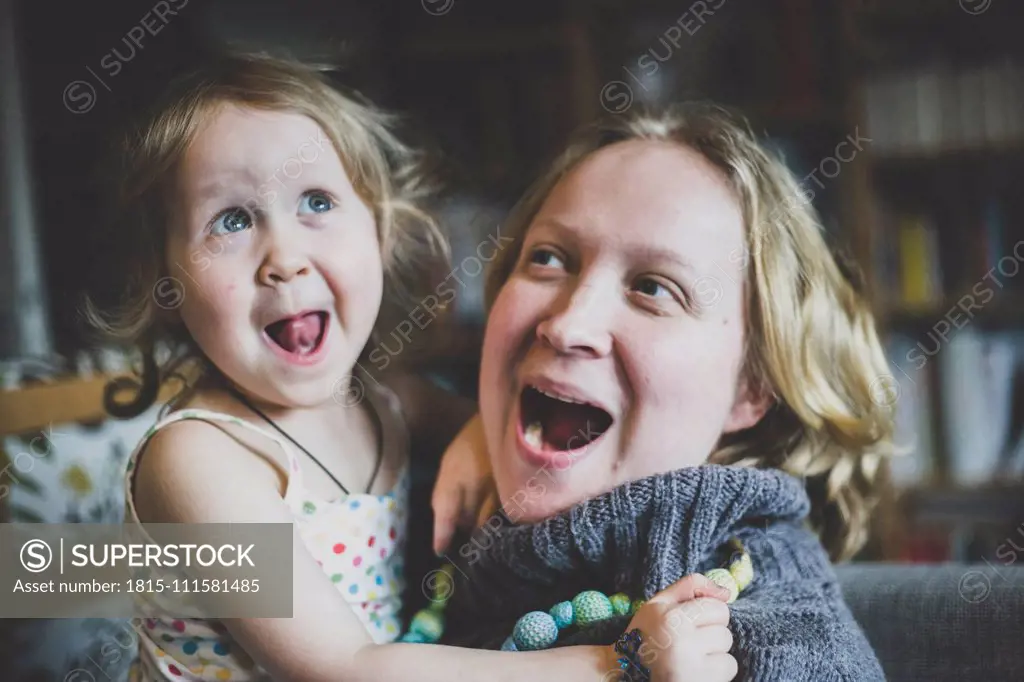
[[529, 216, 579, 238], [627, 245, 695, 273], [531, 217, 696, 272]]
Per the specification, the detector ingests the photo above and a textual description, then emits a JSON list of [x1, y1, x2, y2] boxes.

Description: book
[[884, 333, 935, 487], [897, 215, 942, 308], [940, 330, 1019, 485], [959, 67, 988, 149], [915, 68, 943, 150], [865, 59, 1024, 154], [982, 62, 1008, 145]]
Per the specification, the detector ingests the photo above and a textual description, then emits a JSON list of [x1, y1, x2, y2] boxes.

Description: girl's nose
[[536, 283, 613, 358], [257, 220, 311, 285]]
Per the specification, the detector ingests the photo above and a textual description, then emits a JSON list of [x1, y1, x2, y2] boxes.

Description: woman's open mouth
[[263, 311, 329, 363], [517, 384, 614, 460]]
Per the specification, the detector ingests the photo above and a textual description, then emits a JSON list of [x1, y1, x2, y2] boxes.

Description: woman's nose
[[536, 283, 613, 357]]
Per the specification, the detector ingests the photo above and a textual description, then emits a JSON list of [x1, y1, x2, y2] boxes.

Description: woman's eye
[[210, 208, 252, 236], [634, 277, 674, 300], [298, 191, 334, 215], [528, 248, 565, 270]]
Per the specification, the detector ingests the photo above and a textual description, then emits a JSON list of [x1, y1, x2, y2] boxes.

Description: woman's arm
[[136, 419, 615, 682], [725, 528, 886, 682], [380, 370, 476, 454], [729, 585, 884, 681], [380, 375, 494, 554]]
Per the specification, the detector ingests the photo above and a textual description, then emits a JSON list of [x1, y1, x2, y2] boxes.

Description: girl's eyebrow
[[194, 181, 232, 204], [192, 169, 264, 204]]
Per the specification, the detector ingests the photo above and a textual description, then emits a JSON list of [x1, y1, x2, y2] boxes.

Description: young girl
[[86, 53, 714, 682], [431, 103, 895, 680]]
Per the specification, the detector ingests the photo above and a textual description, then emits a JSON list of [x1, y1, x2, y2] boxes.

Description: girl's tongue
[[266, 312, 326, 355]]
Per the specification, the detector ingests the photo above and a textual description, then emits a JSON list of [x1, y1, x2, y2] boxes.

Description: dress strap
[[123, 408, 306, 524]]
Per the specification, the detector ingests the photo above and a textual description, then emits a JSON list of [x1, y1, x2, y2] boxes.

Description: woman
[[428, 104, 890, 681]]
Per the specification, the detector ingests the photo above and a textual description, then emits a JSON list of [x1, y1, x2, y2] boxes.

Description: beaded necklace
[[399, 537, 753, 652]]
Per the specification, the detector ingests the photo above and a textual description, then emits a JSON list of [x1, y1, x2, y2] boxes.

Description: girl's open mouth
[[264, 311, 329, 359], [517, 385, 614, 456]]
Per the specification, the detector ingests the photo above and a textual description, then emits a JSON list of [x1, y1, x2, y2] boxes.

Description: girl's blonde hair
[[84, 52, 446, 417], [485, 103, 895, 562]]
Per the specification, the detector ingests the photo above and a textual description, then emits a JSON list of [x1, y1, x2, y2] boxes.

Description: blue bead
[[512, 611, 559, 651], [401, 631, 427, 643], [549, 601, 574, 629], [409, 610, 445, 642], [500, 636, 518, 651]]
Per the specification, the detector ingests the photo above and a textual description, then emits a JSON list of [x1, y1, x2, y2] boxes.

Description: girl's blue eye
[[529, 248, 565, 269], [299, 191, 334, 214], [211, 208, 252, 236]]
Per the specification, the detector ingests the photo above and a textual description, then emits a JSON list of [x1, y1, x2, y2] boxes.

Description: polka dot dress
[[123, 385, 409, 681]]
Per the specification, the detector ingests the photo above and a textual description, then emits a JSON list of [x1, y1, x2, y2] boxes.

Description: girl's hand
[[431, 413, 496, 555], [622, 574, 737, 682]]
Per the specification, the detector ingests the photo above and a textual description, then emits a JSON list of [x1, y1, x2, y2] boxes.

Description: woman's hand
[[621, 574, 737, 682], [431, 413, 496, 555]]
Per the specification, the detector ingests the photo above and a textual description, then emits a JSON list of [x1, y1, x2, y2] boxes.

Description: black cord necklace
[[228, 386, 384, 497]]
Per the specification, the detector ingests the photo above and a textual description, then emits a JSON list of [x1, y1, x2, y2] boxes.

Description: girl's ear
[[723, 373, 774, 434]]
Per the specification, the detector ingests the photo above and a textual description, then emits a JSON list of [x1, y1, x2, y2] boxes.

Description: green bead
[[571, 591, 614, 628], [513, 611, 559, 650], [549, 601, 574, 629], [629, 598, 646, 616], [705, 568, 739, 603], [432, 566, 454, 606], [410, 609, 445, 642], [730, 552, 754, 591], [609, 593, 631, 617], [400, 631, 427, 643]]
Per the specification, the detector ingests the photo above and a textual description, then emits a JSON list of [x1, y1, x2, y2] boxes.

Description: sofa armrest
[[836, 563, 1024, 682]]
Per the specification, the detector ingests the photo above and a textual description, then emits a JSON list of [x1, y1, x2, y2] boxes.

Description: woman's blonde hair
[[84, 52, 447, 417], [485, 103, 895, 562]]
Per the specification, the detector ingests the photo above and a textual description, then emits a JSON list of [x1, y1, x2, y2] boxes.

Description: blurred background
[[1, 0, 1024, 677]]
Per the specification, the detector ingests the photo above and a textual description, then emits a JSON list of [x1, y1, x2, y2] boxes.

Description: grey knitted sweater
[[441, 465, 885, 681]]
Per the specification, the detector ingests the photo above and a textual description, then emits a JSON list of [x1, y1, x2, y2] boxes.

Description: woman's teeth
[[535, 387, 588, 405], [525, 422, 543, 448]]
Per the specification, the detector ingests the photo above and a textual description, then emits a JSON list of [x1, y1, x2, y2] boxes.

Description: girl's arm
[[135, 419, 615, 682]]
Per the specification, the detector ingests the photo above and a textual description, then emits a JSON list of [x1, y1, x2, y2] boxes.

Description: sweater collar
[[445, 464, 810, 625]]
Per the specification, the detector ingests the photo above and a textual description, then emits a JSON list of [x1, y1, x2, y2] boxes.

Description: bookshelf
[[376, 0, 1024, 561], [839, 0, 1024, 562]]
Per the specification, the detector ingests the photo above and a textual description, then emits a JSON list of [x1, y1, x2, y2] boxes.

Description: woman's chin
[[499, 498, 556, 524], [497, 482, 588, 524]]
